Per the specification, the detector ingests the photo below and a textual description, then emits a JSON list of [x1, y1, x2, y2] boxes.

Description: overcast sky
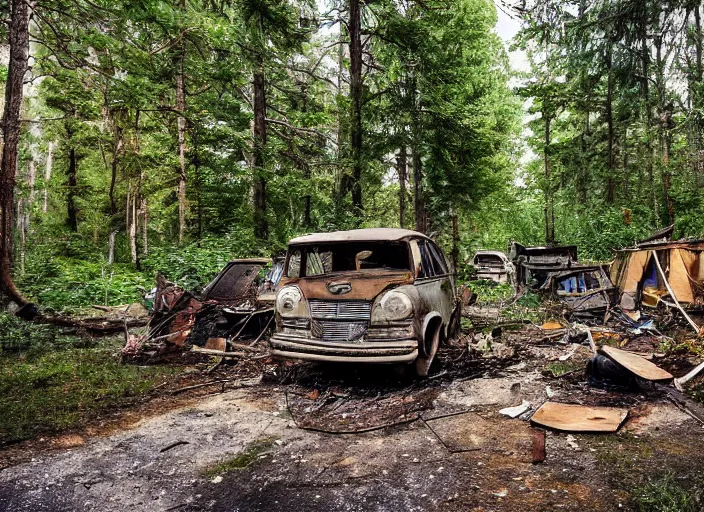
[[494, 2, 530, 73]]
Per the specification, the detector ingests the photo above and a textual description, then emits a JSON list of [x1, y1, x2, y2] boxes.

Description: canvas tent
[[610, 240, 704, 310]]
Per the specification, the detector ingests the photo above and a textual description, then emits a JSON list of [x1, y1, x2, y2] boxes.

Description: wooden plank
[[530, 402, 628, 433], [600, 345, 673, 381]]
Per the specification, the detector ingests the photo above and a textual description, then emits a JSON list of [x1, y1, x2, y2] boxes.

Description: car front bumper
[[269, 325, 418, 363]]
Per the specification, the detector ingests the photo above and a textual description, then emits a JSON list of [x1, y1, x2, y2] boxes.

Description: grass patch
[[545, 361, 582, 377], [203, 438, 277, 477], [632, 472, 702, 512], [0, 331, 178, 444]]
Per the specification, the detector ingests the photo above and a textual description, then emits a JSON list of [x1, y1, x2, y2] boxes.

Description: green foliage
[[468, 281, 514, 304], [17, 258, 146, 311]]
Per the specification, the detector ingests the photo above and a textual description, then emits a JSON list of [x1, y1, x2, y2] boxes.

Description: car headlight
[[276, 286, 309, 318], [372, 290, 413, 322]]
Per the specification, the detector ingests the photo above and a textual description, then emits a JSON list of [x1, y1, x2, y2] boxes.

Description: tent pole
[[652, 251, 702, 335]]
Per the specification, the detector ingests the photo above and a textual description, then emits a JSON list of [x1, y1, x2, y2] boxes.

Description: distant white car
[[472, 250, 514, 284]]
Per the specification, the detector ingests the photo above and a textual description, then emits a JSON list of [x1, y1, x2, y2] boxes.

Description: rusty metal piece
[[531, 429, 546, 463]]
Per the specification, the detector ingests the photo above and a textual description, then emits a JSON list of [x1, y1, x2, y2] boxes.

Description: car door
[[411, 238, 454, 327]]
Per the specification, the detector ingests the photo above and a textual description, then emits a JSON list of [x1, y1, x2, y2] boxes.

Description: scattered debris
[[530, 402, 628, 433], [565, 434, 580, 450], [599, 345, 673, 381], [674, 360, 704, 391], [499, 400, 531, 418]]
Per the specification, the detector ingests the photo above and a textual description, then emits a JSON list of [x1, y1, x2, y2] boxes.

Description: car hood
[[280, 270, 414, 301]]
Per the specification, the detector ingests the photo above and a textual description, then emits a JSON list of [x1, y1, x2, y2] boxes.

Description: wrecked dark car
[[124, 258, 283, 358], [540, 265, 618, 321], [269, 228, 458, 376], [509, 242, 579, 289]]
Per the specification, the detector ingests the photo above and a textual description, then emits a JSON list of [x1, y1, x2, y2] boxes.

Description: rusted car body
[[269, 228, 458, 376], [142, 258, 282, 348]]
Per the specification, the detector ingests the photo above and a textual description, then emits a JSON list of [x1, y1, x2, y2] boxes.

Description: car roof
[[289, 228, 430, 245]]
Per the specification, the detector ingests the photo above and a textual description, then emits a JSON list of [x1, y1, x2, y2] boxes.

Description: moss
[[203, 438, 277, 477], [545, 361, 582, 377]]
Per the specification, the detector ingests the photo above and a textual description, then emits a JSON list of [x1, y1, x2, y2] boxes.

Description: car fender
[[419, 311, 443, 356]]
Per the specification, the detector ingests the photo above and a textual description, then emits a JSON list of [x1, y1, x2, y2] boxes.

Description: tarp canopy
[[611, 241, 704, 308]]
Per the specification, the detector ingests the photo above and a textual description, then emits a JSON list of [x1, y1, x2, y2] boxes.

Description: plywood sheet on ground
[[600, 345, 673, 381], [530, 402, 628, 433]]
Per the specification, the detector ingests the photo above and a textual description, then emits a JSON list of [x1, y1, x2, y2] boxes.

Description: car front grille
[[308, 300, 371, 320], [308, 300, 371, 342], [311, 320, 368, 342]]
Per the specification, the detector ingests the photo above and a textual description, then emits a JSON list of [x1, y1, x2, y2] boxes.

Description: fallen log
[[35, 313, 148, 334]]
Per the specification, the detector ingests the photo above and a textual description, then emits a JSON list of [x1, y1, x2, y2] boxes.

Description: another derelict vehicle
[[472, 250, 514, 284], [269, 228, 458, 376]]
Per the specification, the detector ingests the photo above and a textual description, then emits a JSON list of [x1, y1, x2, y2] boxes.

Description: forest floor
[[2, 323, 704, 511]]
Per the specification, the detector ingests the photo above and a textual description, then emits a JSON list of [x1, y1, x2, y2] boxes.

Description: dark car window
[[418, 241, 435, 278], [427, 242, 449, 275], [289, 242, 411, 277]]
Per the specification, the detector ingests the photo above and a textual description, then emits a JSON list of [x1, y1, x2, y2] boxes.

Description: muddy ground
[[2, 327, 704, 512]]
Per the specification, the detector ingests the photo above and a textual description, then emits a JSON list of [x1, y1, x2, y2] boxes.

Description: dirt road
[[2, 340, 704, 511]]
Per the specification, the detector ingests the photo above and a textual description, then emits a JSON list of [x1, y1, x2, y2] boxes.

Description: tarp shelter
[[610, 240, 704, 310]]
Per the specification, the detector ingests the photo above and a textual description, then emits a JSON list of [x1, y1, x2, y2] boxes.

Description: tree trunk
[[451, 210, 459, 274], [544, 115, 555, 246], [252, 61, 268, 240], [605, 43, 615, 204], [397, 146, 407, 228], [66, 146, 78, 232], [176, 44, 188, 244], [109, 124, 123, 218], [640, 18, 657, 225], [25, 158, 35, 231], [43, 142, 53, 213], [0, 0, 30, 304], [16, 198, 24, 273], [412, 145, 427, 234], [349, 0, 363, 215], [694, 5, 703, 185], [107, 230, 117, 265], [127, 188, 137, 264]]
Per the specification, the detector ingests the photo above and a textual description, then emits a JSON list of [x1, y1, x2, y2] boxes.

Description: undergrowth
[[0, 313, 179, 444], [632, 472, 702, 512]]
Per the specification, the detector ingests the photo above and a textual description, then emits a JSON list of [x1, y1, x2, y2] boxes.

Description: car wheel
[[415, 321, 442, 378]]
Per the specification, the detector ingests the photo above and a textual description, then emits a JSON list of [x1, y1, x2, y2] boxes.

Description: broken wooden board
[[541, 321, 564, 330], [530, 402, 628, 433], [600, 345, 673, 381]]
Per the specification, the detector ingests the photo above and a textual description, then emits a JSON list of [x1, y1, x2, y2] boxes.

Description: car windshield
[[286, 242, 411, 278]]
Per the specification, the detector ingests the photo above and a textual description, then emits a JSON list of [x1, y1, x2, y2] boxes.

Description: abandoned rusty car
[[269, 228, 459, 376]]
